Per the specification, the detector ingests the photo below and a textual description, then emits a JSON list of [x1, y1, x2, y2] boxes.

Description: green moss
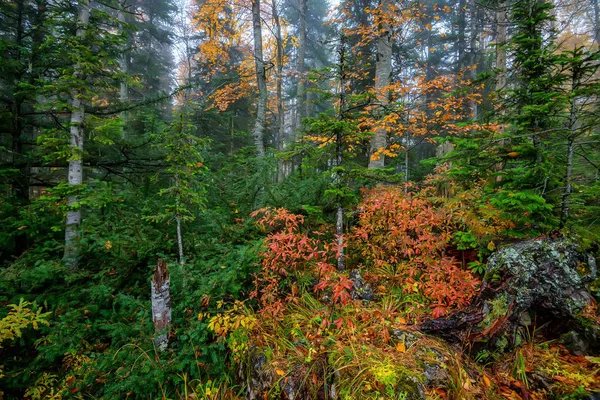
[[479, 293, 509, 330]]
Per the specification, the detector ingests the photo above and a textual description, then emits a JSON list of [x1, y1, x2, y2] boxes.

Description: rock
[[281, 377, 299, 400], [561, 323, 600, 356], [390, 328, 419, 349], [560, 331, 589, 355], [349, 270, 375, 301], [481, 237, 595, 318], [242, 349, 274, 400], [420, 237, 599, 353], [416, 347, 449, 388], [396, 375, 426, 400], [528, 370, 553, 392], [519, 311, 532, 327]]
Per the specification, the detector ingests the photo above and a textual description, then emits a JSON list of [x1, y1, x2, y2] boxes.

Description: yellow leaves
[[487, 241, 496, 251], [395, 342, 406, 353], [483, 374, 492, 387], [207, 301, 256, 338], [275, 368, 286, 376], [104, 240, 112, 251]]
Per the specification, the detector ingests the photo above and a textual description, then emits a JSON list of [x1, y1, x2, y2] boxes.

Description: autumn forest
[[1, 0, 600, 398]]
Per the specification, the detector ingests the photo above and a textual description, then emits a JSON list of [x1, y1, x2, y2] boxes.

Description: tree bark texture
[[295, 0, 307, 138], [64, 0, 90, 268], [152, 258, 172, 350], [368, 0, 392, 169], [251, 0, 267, 158], [495, 1, 507, 92], [118, 1, 129, 107], [335, 36, 346, 271]]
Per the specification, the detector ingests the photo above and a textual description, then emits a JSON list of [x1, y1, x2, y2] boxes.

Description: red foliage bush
[[250, 208, 350, 317], [351, 186, 480, 317]]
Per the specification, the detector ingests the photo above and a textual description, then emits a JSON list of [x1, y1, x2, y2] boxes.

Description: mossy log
[[420, 236, 598, 353]]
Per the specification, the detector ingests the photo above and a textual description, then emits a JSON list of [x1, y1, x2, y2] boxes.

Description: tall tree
[[252, 0, 267, 158], [368, 0, 392, 169], [295, 0, 307, 137], [63, 0, 90, 267]]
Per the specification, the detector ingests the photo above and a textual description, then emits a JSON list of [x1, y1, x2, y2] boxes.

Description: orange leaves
[[251, 208, 355, 317], [350, 186, 479, 316]]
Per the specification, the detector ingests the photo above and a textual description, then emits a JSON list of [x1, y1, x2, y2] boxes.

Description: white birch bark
[[64, 0, 90, 267], [335, 36, 346, 271], [152, 258, 171, 350], [295, 0, 307, 138], [495, 2, 507, 93], [494, 1, 508, 181], [368, 0, 392, 169], [118, 2, 128, 106], [251, 0, 267, 158]]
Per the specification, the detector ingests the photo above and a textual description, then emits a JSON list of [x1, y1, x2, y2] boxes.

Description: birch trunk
[[469, 0, 479, 119], [251, 0, 266, 158], [152, 258, 171, 350], [335, 36, 347, 271], [118, 2, 129, 107], [295, 0, 307, 138], [494, 1, 508, 181], [368, 0, 392, 169], [64, 0, 90, 268], [272, 0, 286, 182], [495, 1, 508, 92]]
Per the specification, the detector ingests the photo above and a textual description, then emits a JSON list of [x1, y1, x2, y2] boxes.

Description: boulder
[[420, 236, 598, 352], [349, 270, 375, 301]]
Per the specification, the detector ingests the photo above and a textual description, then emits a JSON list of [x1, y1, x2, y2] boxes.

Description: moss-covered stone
[[483, 237, 594, 318]]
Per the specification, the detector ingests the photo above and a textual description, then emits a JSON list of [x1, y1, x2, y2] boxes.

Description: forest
[[1, 0, 600, 398]]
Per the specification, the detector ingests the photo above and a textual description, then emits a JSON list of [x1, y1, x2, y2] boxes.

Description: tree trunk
[[118, 1, 129, 108], [560, 66, 581, 229], [469, 0, 479, 119], [295, 0, 307, 138], [457, 0, 466, 71], [152, 258, 171, 350], [251, 0, 266, 158], [495, 1, 507, 92], [368, 0, 392, 169], [11, 0, 28, 255], [494, 1, 508, 181], [335, 36, 347, 271], [64, 0, 90, 268], [273, 0, 284, 152], [176, 189, 185, 265], [272, 0, 286, 182], [560, 138, 574, 228]]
